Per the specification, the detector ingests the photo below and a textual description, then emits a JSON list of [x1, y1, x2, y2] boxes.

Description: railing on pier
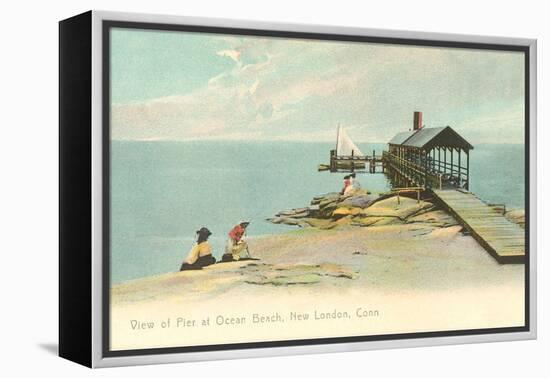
[[391, 186, 424, 204], [382, 151, 441, 188], [425, 155, 469, 189]]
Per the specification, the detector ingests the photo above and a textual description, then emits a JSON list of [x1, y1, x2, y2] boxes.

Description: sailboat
[[318, 125, 366, 171], [335, 125, 364, 157]]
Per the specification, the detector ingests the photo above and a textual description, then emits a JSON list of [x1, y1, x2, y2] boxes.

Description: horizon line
[[111, 138, 525, 145]]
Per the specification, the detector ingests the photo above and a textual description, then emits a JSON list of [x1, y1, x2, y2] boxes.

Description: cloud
[[111, 36, 525, 144], [216, 49, 241, 64]]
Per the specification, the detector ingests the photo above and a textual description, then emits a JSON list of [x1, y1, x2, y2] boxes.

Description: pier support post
[[444, 148, 447, 174], [437, 147, 441, 173], [466, 151, 470, 190], [458, 149, 461, 187], [330, 149, 336, 172], [450, 148, 453, 181]]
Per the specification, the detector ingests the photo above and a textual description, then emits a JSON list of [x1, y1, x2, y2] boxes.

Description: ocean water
[[111, 141, 525, 284]]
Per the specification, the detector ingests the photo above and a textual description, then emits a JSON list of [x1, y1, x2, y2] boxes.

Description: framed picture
[[59, 10, 537, 368]]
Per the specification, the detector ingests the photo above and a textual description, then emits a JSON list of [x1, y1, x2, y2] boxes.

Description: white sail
[[336, 126, 363, 156]]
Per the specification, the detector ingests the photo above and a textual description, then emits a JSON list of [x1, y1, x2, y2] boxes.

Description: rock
[[318, 203, 339, 218], [351, 216, 403, 227], [319, 198, 340, 209], [339, 194, 377, 209], [307, 205, 320, 217], [332, 207, 362, 217], [406, 210, 458, 227], [277, 208, 310, 218], [311, 192, 340, 205], [505, 209, 525, 228], [372, 217, 404, 226], [312, 192, 339, 201], [352, 217, 384, 227], [303, 218, 337, 229], [271, 190, 445, 231], [333, 215, 354, 228], [267, 216, 308, 227], [278, 217, 307, 227], [243, 263, 357, 286], [361, 196, 434, 220]]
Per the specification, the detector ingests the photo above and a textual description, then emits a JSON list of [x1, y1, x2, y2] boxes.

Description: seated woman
[[344, 172, 361, 195], [349, 172, 361, 189], [221, 221, 251, 262], [340, 175, 351, 195], [179, 227, 216, 271]]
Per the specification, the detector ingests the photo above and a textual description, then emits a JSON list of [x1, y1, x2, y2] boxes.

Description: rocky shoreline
[[267, 188, 525, 231], [267, 189, 458, 230]]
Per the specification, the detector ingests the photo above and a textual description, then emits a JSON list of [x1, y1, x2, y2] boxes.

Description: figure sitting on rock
[[340, 175, 351, 195], [341, 173, 361, 196], [349, 172, 361, 190], [180, 227, 216, 271], [222, 221, 252, 262]]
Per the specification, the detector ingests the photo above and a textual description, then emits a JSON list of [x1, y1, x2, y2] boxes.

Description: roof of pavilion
[[388, 126, 473, 151]]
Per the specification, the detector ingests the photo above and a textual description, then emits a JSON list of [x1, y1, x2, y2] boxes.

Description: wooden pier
[[327, 149, 384, 173], [383, 150, 441, 188], [381, 112, 524, 264], [431, 189, 525, 264], [319, 113, 525, 264], [319, 125, 385, 173]]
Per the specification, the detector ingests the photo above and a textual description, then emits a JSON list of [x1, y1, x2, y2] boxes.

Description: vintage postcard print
[[106, 23, 529, 354]]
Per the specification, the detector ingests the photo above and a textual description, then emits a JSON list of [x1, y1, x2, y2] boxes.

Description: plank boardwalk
[[431, 189, 525, 264]]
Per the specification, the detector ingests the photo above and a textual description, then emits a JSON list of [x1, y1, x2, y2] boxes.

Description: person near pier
[[349, 173, 362, 191], [222, 221, 251, 262], [179, 227, 216, 271], [340, 175, 351, 195]]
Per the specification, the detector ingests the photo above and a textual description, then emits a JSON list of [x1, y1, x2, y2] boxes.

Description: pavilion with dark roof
[[385, 111, 474, 190]]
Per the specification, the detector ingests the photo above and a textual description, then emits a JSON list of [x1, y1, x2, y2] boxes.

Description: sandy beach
[[110, 193, 525, 351], [111, 198, 525, 350]]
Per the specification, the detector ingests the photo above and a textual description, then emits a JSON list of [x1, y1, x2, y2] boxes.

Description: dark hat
[[239, 220, 250, 227], [196, 227, 212, 237], [344, 175, 350, 179]]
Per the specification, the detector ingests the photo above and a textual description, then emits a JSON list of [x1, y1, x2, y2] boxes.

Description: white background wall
[[0, 0, 546, 376]]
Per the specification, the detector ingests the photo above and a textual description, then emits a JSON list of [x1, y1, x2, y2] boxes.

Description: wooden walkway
[[431, 189, 525, 264]]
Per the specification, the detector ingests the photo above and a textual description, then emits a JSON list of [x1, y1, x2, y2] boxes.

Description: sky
[[110, 28, 525, 144]]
